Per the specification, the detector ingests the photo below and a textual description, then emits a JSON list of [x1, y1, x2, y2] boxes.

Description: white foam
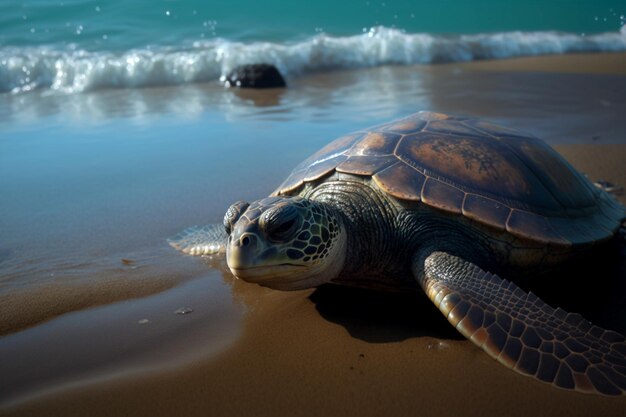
[[1, 27, 625, 95]]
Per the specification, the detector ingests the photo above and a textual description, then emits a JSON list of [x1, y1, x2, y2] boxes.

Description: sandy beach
[[1, 53, 626, 417]]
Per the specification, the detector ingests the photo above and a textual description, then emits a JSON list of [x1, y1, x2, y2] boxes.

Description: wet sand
[[2, 53, 626, 417], [0, 249, 208, 336], [455, 52, 626, 75]]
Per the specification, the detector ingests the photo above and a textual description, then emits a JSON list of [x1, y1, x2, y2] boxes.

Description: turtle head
[[224, 196, 346, 290]]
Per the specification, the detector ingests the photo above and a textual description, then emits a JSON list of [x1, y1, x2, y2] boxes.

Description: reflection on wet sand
[[0, 65, 431, 125], [0, 264, 242, 406], [3, 57, 625, 147]]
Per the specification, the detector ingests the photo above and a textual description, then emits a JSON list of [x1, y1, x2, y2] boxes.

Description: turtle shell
[[273, 112, 624, 246]]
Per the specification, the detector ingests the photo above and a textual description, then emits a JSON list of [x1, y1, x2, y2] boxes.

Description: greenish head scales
[[225, 196, 346, 290]]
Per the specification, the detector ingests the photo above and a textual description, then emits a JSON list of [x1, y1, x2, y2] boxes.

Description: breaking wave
[[2, 26, 625, 95]]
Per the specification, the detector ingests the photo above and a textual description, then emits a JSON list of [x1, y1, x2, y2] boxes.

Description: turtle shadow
[[523, 238, 626, 336], [309, 284, 464, 344], [310, 239, 626, 343]]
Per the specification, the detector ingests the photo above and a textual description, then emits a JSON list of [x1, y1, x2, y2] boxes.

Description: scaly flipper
[[416, 251, 626, 396], [168, 224, 228, 255]]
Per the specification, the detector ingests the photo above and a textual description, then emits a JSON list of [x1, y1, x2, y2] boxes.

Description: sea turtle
[[169, 111, 626, 395]]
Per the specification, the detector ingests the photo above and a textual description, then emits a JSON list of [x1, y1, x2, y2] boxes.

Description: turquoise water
[[2, 0, 625, 49], [1, 0, 625, 94]]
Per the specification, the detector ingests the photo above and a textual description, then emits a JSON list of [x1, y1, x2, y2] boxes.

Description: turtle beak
[[227, 230, 297, 285], [227, 232, 260, 272]]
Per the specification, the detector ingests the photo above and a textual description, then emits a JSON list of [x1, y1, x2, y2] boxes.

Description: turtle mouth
[[230, 263, 306, 278], [229, 263, 311, 288]]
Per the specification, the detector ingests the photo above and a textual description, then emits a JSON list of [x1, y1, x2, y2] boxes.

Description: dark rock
[[222, 64, 287, 89]]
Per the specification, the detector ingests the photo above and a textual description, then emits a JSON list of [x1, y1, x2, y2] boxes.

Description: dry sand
[[2, 53, 626, 417]]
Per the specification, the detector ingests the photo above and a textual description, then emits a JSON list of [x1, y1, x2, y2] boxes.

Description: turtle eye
[[224, 200, 250, 235], [260, 204, 301, 242]]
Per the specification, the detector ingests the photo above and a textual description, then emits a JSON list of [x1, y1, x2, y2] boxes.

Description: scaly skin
[[225, 196, 347, 290], [418, 251, 626, 396]]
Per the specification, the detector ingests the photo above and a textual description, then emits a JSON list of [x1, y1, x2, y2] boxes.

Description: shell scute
[[416, 111, 451, 121], [599, 193, 626, 220], [584, 217, 616, 241], [504, 137, 598, 209], [506, 210, 569, 246], [462, 194, 510, 231], [380, 114, 427, 134], [274, 174, 304, 196], [570, 217, 611, 244], [304, 132, 363, 165], [348, 131, 401, 156], [302, 154, 346, 181], [394, 131, 562, 211], [336, 155, 398, 176], [372, 162, 425, 202], [465, 119, 532, 139], [424, 119, 486, 138], [421, 178, 465, 214], [594, 210, 621, 234]]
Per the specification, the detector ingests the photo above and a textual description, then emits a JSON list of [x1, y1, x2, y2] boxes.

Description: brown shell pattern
[[273, 111, 624, 246]]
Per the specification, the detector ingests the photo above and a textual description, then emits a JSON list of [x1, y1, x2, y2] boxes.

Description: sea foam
[[1, 27, 625, 95]]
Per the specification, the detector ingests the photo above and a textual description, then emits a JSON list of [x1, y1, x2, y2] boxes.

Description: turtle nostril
[[237, 233, 256, 248]]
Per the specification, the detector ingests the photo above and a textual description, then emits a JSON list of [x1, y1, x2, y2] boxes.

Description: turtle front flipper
[[415, 251, 626, 396], [168, 224, 228, 255]]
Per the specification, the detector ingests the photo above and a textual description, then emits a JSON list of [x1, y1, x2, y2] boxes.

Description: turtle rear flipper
[[168, 224, 228, 256], [416, 251, 626, 396]]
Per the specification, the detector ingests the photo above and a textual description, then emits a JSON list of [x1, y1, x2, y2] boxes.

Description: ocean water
[[1, 0, 625, 94]]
